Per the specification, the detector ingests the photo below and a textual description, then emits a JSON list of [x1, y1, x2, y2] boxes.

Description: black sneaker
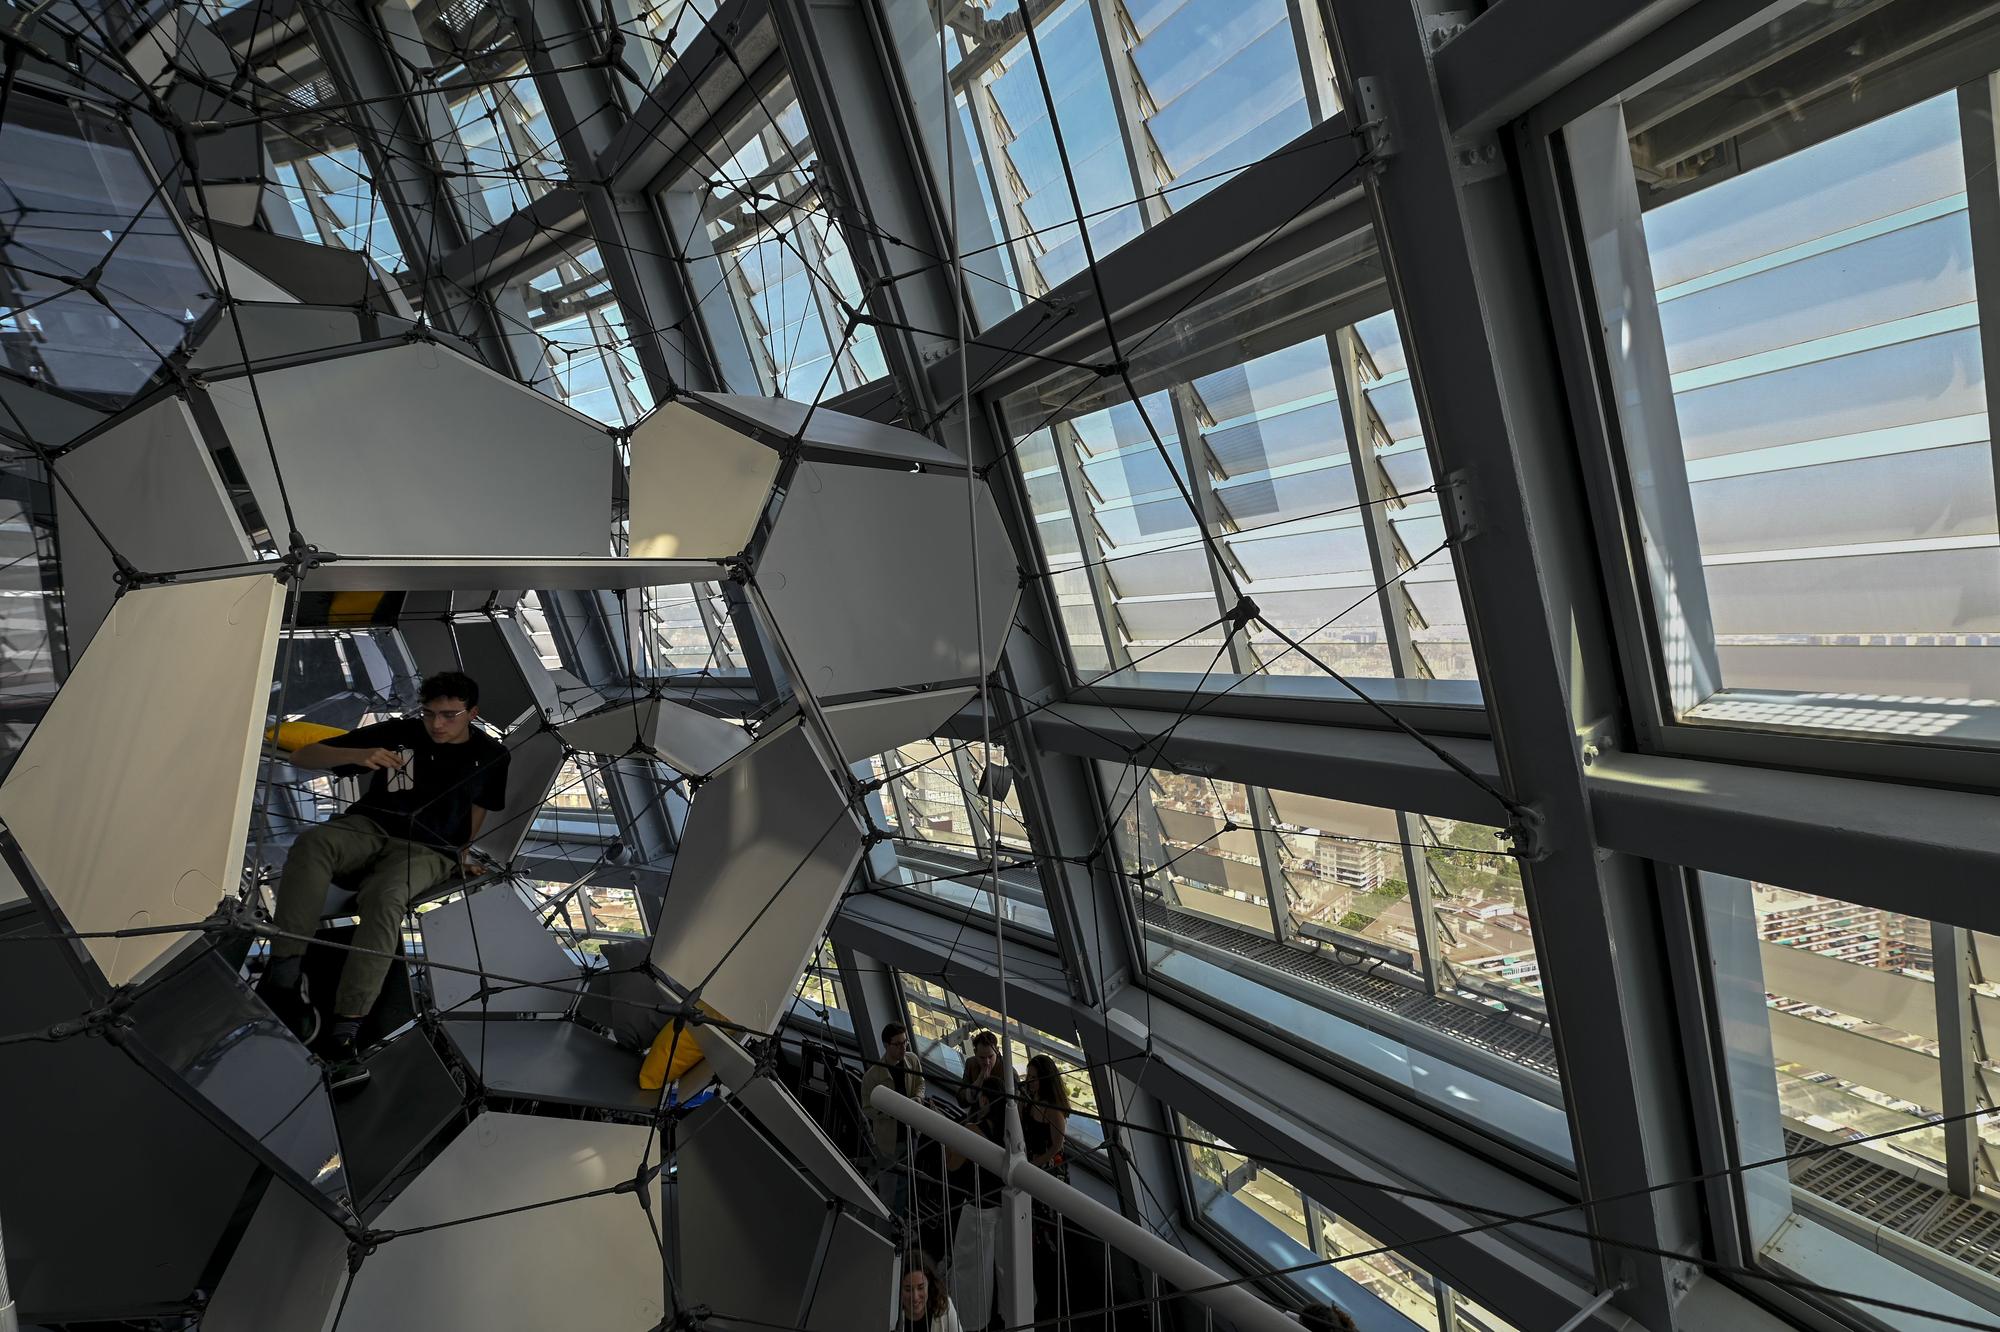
[[255, 968, 321, 1047], [320, 1031, 372, 1097]]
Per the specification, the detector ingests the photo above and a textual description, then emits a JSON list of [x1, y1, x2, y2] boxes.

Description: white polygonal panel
[[0, 856, 21, 907], [693, 393, 959, 468], [758, 463, 1019, 697], [52, 397, 256, 656], [650, 718, 864, 1033], [0, 575, 281, 985], [337, 1112, 663, 1332], [420, 882, 583, 1016], [628, 400, 779, 559], [822, 687, 977, 766], [559, 698, 748, 776], [204, 341, 615, 559]]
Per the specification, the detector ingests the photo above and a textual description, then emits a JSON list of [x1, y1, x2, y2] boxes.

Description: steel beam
[[1433, 0, 1705, 136]]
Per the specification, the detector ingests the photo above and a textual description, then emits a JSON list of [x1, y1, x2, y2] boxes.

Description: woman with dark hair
[[1020, 1054, 1070, 1181], [894, 1251, 965, 1332]]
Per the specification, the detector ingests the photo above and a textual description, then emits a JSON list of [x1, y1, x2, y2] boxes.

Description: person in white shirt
[[894, 1251, 965, 1332]]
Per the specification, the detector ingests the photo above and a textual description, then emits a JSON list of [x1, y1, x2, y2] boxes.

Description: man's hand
[[350, 748, 406, 771], [459, 848, 482, 877]]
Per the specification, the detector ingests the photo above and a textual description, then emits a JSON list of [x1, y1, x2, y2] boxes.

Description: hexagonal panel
[[201, 340, 615, 560], [629, 399, 780, 559], [757, 462, 1019, 698]]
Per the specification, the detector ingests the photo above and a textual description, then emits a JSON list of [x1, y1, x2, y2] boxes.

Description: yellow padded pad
[[638, 1008, 716, 1090], [266, 720, 348, 752]]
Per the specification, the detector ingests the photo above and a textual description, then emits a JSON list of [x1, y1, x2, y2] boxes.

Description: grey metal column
[[299, 0, 513, 363], [1934, 920, 1982, 1198], [502, 0, 718, 399], [1319, 1, 1702, 1324]]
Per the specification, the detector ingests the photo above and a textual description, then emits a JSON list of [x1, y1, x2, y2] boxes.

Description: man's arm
[[460, 806, 492, 874], [290, 741, 404, 772]]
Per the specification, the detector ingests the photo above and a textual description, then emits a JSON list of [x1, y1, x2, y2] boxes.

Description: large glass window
[[1001, 270, 1478, 693], [512, 242, 654, 426], [254, 38, 406, 277], [1575, 30, 2000, 747], [898, 971, 1103, 1153], [1698, 869, 2000, 1317], [673, 82, 887, 400], [1104, 760, 1568, 1162], [881, 0, 1337, 326], [863, 739, 1051, 935], [1178, 1112, 1520, 1329]]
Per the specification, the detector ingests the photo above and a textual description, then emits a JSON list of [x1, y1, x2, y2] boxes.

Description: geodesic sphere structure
[[0, 7, 1012, 1320]]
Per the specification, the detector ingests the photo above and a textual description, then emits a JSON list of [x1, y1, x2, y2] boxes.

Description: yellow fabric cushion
[[639, 1008, 716, 1090], [266, 721, 348, 752]]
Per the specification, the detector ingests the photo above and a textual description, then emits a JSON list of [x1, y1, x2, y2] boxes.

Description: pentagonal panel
[[650, 717, 863, 1034], [0, 574, 281, 985], [124, 949, 351, 1217], [757, 463, 1019, 697], [337, 1112, 664, 1332], [203, 341, 614, 559], [629, 400, 780, 559], [52, 396, 255, 657], [560, 697, 748, 776], [822, 687, 977, 766], [691, 392, 959, 468], [201, 1177, 349, 1332], [420, 881, 583, 1017]]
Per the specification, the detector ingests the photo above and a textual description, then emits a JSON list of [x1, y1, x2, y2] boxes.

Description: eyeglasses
[[419, 707, 469, 722]]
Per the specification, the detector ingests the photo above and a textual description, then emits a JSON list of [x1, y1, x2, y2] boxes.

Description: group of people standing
[[861, 1022, 1074, 1332]]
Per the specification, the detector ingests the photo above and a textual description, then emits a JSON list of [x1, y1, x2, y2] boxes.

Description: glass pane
[[1103, 761, 1568, 1162], [258, 41, 406, 276], [879, 0, 1334, 326], [1179, 1111, 1448, 1323], [865, 740, 1051, 934], [898, 972, 1102, 1150], [1702, 863, 2000, 1309], [1001, 255, 1481, 695], [1585, 39, 2000, 742], [515, 241, 655, 426], [683, 83, 886, 400]]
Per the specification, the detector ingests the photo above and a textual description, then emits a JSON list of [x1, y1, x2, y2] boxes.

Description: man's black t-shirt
[[325, 717, 510, 852]]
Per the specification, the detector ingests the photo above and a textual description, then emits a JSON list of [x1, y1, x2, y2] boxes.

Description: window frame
[[1541, 54, 2000, 794]]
